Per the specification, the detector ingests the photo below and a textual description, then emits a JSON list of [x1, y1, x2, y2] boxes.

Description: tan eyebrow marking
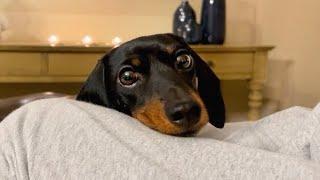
[[131, 58, 141, 66], [166, 46, 176, 54]]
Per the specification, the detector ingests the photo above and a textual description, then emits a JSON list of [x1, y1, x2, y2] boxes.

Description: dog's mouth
[[132, 93, 209, 136]]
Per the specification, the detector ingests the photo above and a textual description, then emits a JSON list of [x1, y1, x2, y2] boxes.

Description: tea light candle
[[112, 36, 122, 47], [48, 35, 59, 47], [82, 35, 93, 47]]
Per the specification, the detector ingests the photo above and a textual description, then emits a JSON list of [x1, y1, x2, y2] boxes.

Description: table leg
[[248, 81, 263, 121], [248, 50, 268, 121]]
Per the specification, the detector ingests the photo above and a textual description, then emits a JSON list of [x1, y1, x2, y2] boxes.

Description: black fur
[[77, 33, 225, 129], [193, 53, 225, 128], [77, 60, 110, 107]]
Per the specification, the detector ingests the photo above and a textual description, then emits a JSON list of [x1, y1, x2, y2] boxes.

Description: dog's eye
[[119, 67, 139, 86], [175, 54, 193, 71]]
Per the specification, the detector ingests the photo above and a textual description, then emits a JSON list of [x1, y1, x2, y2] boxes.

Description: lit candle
[[48, 35, 59, 47], [82, 35, 93, 47], [112, 36, 122, 47]]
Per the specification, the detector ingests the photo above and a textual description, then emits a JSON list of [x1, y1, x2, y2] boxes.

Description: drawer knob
[[207, 61, 215, 68]]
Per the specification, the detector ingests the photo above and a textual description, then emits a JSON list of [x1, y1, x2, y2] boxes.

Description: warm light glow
[[48, 35, 59, 47], [112, 36, 122, 47], [82, 35, 93, 47]]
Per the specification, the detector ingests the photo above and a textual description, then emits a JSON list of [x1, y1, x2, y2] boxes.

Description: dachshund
[[76, 33, 225, 136]]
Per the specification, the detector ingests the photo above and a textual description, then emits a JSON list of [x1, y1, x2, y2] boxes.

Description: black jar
[[201, 0, 226, 44], [173, 0, 201, 44]]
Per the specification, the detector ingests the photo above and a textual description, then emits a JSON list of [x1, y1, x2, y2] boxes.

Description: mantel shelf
[[0, 44, 274, 53], [0, 44, 274, 121]]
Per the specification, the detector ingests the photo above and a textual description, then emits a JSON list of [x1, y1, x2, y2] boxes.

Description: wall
[[256, 0, 320, 107], [1, 0, 319, 111], [0, 0, 257, 45], [0, 0, 258, 119]]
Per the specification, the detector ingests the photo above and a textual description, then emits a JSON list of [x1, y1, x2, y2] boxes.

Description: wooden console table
[[0, 45, 273, 120]]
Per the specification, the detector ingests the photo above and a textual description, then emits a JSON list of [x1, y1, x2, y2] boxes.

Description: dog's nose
[[168, 101, 201, 127]]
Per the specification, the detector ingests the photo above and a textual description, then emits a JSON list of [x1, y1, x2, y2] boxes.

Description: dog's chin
[[174, 130, 199, 137]]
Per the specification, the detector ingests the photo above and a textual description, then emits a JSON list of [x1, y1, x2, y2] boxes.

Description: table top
[[0, 44, 274, 53]]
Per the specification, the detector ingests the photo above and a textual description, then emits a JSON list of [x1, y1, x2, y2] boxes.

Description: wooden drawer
[[198, 53, 253, 74], [48, 53, 103, 75], [0, 53, 42, 76]]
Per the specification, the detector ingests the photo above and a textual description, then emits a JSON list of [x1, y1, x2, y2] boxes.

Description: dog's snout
[[167, 101, 201, 127]]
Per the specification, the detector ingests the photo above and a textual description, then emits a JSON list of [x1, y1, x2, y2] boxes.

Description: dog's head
[[77, 34, 225, 136]]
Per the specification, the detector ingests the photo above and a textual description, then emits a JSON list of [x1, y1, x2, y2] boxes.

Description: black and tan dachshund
[[77, 33, 225, 136]]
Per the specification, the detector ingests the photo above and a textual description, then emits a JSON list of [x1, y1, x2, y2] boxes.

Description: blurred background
[[0, 0, 319, 121]]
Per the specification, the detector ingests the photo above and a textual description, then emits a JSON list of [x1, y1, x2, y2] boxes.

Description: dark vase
[[201, 0, 226, 44], [173, 0, 201, 44]]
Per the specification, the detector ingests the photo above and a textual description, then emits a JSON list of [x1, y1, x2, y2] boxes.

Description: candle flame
[[48, 35, 59, 47], [112, 36, 122, 47], [82, 35, 93, 47]]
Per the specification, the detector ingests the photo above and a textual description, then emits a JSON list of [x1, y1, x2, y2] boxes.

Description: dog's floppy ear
[[194, 55, 226, 128], [76, 59, 110, 107]]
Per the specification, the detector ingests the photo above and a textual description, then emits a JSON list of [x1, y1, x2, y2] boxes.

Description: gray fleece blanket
[[1, 98, 320, 179]]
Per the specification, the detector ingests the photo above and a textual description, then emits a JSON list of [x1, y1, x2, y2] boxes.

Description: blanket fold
[[1, 99, 320, 179]]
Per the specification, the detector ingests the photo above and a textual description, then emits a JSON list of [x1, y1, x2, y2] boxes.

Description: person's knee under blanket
[[0, 98, 320, 179]]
